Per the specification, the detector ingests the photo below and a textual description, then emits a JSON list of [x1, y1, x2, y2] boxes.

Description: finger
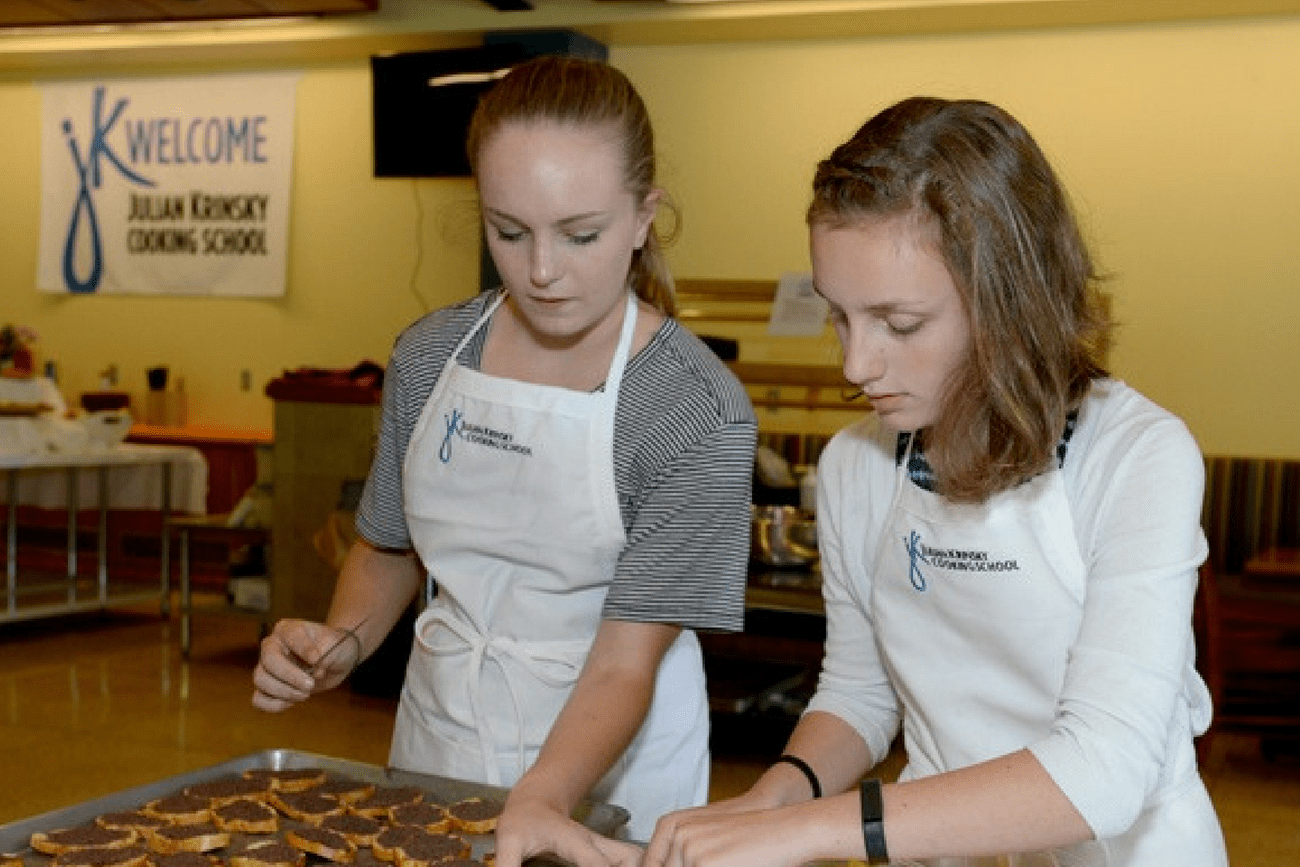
[[252, 636, 318, 705], [545, 829, 618, 867], [250, 688, 292, 713], [641, 813, 682, 867], [260, 639, 317, 693], [490, 835, 523, 867], [590, 836, 642, 867]]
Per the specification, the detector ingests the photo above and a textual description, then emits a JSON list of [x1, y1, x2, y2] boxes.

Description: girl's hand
[[251, 619, 359, 711], [492, 795, 639, 867], [641, 801, 814, 867]]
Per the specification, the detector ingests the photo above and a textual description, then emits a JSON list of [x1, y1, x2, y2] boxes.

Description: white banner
[[38, 72, 297, 296]]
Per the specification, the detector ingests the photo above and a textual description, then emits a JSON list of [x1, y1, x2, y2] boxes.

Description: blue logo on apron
[[903, 529, 929, 591], [440, 408, 463, 463]]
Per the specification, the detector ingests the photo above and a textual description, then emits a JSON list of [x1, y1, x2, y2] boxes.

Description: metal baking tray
[[0, 749, 629, 862]]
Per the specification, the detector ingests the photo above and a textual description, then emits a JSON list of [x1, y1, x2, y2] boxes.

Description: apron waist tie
[[417, 606, 589, 785]]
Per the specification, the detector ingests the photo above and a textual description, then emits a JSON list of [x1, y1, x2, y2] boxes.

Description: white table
[[1, 443, 207, 624]]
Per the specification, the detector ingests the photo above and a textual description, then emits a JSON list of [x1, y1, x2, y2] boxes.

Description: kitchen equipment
[[750, 504, 819, 568], [0, 749, 628, 860]]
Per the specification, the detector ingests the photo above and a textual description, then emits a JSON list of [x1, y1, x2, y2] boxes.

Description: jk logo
[[439, 408, 463, 463], [60, 86, 156, 294], [903, 530, 929, 591]]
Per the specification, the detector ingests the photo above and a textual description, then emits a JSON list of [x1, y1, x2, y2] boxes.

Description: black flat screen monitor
[[371, 43, 533, 178]]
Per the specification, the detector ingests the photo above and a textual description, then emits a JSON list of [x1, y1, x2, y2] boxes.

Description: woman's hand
[[251, 619, 359, 711], [492, 795, 640, 867], [640, 799, 817, 867]]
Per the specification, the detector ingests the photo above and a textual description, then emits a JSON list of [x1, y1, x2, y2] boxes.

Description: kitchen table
[[1, 443, 207, 624]]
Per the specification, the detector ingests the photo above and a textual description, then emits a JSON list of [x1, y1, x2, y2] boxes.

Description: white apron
[[390, 292, 709, 842], [872, 438, 1225, 867]]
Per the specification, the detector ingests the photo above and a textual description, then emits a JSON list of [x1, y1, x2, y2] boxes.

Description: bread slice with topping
[[387, 802, 450, 834], [94, 813, 167, 834], [32, 827, 138, 856], [391, 831, 471, 867], [268, 791, 344, 824], [242, 768, 327, 794], [140, 795, 211, 825], [148, 852, 222, 867], [51, 846, 150, 867], [184, 777, 269, 807], [349, 786, 423, 820], [211, 798, 279, 835], [285, 826, 356, 863], [319, 813, 383, 847], [144, 823, 229, 855], [229, 841, 305, 867], [311, 778, 374, 805], [446, 798, 503, 835], [370, 826, 418, 863]]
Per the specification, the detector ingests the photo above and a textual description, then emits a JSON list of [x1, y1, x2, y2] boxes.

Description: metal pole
[[97, 465, 109, 604], [160, 461, 172, 617], [6, 470, 17, 615], [67, 467, 78, 602]]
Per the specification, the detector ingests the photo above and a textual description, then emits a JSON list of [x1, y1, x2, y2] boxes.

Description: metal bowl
[[751, 505, 819, 567]]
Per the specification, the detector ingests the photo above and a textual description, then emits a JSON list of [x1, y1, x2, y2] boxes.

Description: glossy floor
[[1, 606, 1297, 865]]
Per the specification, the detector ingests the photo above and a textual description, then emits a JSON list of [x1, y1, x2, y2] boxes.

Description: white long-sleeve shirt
[[806, 379, 1221, 855]]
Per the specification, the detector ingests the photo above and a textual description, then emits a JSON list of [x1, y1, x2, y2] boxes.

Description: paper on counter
[[767, 272, 830, 337]]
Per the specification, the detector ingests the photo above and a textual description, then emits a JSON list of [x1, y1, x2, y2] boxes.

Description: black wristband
[[859, 778, 888, 864], [773, 754, 821, 799]]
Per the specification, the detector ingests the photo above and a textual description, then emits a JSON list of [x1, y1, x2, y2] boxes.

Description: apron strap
[[416, 607, 590, 784]]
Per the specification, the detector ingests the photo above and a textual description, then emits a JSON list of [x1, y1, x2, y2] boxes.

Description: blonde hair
[[809, 97, 1111, 502], [466, 55, 677, 316]]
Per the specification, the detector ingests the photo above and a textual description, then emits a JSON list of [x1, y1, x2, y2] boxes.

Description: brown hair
[[466, 55, 677, 316], [808, 97, 1111, 502]]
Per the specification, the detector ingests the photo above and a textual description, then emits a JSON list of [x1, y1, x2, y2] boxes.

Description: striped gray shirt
[[356, 291, 757, 632]]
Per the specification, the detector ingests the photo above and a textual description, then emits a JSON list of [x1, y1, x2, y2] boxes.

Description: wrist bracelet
[[859, 778, 888, 864], [773, 754, 821, 799]]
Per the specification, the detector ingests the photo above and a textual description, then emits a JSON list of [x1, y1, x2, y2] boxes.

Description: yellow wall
[[2, 15, 1298, 457]]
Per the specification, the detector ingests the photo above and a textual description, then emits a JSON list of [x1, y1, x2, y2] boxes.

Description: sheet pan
[[0, 749, 629, 863]]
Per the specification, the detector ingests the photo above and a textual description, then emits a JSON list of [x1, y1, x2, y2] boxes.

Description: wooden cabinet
[[270, 399, 379, 623]]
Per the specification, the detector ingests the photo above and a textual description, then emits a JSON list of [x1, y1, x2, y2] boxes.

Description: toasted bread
[[140, 795, 211, 825], [211, 798, 279, 835], [94, 814, 167, 834], [184, 777, 269, 807], [285, 826, 355, 863], [242, 768, 327, 794], [319, 813, 383, 847], [387, 802, 450, 834], [311, 779, 374, 805], [446, 798, 503, 835], [144, 823, 229, 855], [370, 826, 418, 863], [268, 791, 343, 824], [147, 852, 221, 867], [32, 827, 137, 856], [392, 831, 471, 867], [51, 846, 150, 867], [349, 786, 423, 820], [228, 841, 305, 867]]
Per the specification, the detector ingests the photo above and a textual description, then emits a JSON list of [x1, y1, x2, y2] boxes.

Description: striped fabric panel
[[1201, 456, 1300, 574]]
